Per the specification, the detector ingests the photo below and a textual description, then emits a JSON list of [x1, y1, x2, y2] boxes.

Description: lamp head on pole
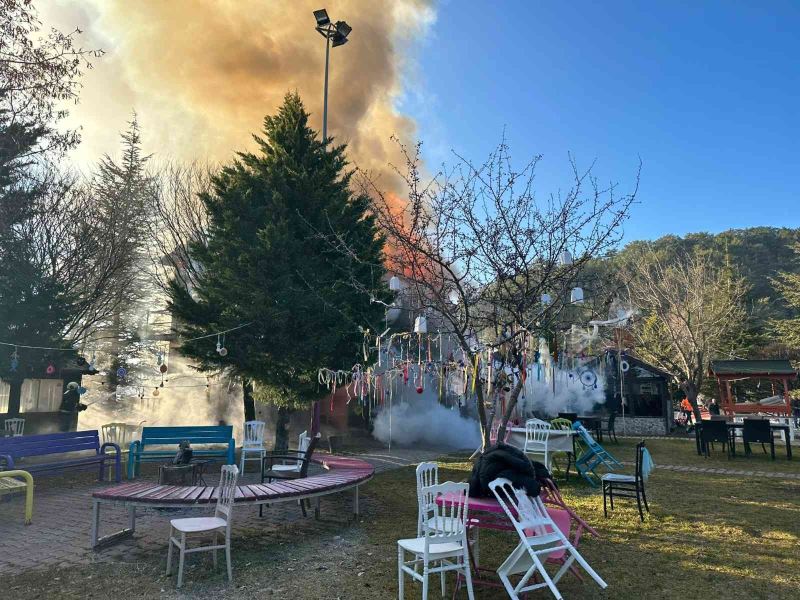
[[313, 9, 330, 26]]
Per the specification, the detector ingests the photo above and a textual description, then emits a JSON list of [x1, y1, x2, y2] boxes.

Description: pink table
[[435, 480, 599, 596]]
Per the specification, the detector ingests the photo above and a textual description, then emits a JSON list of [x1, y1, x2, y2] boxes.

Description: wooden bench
[[91, 455, 374, 548], [0, 430, 121, 483], [127, 426, 235, 479], [0, 469, 34, 524]]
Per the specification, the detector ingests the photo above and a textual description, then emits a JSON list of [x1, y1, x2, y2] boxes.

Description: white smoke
[[372, 399, 481, 449]]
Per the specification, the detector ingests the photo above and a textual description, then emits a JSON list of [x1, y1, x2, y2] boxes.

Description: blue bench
[[0, 430, 121, 483], [128, 426, 235, 479]]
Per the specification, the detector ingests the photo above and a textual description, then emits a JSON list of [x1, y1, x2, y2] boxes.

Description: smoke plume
[[41, 0, 436, 192]]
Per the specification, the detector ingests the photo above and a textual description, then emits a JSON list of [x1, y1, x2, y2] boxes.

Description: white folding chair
[[268, 429, 310, 475], [167, 465, 239, 588], [4, 418, 24, 436], [398, 482, 475, 600], [489, 478, 607, 600], [239, 420, 266, 474], [524, 419, 552, 470]]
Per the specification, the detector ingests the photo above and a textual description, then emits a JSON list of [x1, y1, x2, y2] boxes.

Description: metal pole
[[322, 32, 331, 144]]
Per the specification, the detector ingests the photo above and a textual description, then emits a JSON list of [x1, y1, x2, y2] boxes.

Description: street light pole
[[322, 32, 330, 143], [313, 8, 351, 147]]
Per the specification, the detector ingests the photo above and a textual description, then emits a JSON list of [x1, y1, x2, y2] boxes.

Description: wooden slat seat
[[90, 455, 374, 548]]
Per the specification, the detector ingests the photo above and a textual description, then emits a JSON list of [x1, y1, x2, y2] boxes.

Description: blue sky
[[400, 1, 799, 242]]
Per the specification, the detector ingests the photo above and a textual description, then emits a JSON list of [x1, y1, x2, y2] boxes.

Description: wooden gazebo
[[710, 360, 797, 416]]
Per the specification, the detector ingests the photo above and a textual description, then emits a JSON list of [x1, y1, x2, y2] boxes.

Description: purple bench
[[0, 430, 121, 483], [90, 455, 374, 548]]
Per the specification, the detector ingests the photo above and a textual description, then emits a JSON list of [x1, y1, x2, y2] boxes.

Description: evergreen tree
[[771, 244, 800, 350], [168, 93, 387, 442]]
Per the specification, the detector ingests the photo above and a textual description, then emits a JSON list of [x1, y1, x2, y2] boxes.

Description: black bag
[[468, 442, 550, 498]]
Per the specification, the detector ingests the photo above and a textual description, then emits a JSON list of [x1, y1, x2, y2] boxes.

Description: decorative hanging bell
[[570, 286, 584, 304], [389, 275, 401, 291], [558, 250, 573, 266]]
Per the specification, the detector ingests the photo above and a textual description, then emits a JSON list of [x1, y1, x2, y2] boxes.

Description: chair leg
[[609, 485, 614, 510], [397, 546, 404, 600], [422, 564, 429, 600], [462, 547, 475, 600], [299, 499, 307, 517], [636, 489, 645, 522], [166, 530, 174, 575], [225, 535, 233, 582], [239, 451, 246, 475], [177, 533, 186, 588], [770, 440, 775, 460], [440, 561, 446, 597], [213, 532, 218, 569], [641, 485, 650, 513], [602, 484, 608, 517], [761, 443, 767, 455]]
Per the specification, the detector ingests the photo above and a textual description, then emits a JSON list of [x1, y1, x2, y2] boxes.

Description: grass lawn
[[5, 438, 800, 599]]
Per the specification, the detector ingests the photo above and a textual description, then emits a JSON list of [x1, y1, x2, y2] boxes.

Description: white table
[[507, 427, 575, 453]]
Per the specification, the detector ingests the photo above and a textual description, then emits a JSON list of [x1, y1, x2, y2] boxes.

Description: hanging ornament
[[157, 351, 164, 365], [159, 364, 168, 374], [447, 289, 460, 305], [153, 387, 160, 397], [216, 333, 228, 356], [570, 287, 584, 305], [541, 293, 552, 306], [78, 386, 87, 395], [389, 275, 402, 291], [10, 347, 19, 372], [620, 360, 630, 373], [46, 363, 56, 375], [117, 367, 127, 379], [579, 370, 598, 388], [558, 250, 573, 266]]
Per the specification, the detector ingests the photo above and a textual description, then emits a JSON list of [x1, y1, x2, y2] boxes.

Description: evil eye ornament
[[579, 370, 598, 388], [116, 367, 127, 379]]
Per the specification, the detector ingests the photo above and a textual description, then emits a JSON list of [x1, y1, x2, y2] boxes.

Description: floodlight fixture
[[313, 9, 352, 143], [313, 9, 330, 26]]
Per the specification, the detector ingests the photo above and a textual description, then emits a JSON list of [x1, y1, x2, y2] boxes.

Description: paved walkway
[[0, 447, 440, 575], [622, 461, 800, 479]]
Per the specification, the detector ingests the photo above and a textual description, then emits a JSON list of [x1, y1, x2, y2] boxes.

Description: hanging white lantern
[[541, 293, 552, 305], [413, 315, 428, 334], [389, 276, 401, 291], [447, 289, 460, 305], [570, 286, 584, 304], [558, 250, 573, 266]]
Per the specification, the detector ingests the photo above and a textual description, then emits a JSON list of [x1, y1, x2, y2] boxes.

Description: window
[[0, 380, 9, 413], [20, 379, 64, 413], [639, 383, 656, 394]]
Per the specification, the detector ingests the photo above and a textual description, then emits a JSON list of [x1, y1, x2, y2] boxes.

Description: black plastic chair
[[260, 434, 320, 517], [601, 440, 650, 522], [699, 420, 732, 458], [558, 412, 578, 423], [604, 411, 618, 443], [742, 419, 775, 460]]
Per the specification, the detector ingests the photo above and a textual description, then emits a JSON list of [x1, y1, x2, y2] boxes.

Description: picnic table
[[695, 418, 793, 459]]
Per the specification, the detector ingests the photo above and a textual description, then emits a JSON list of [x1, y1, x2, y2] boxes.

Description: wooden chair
[[260, 433, 319, 517], [601, 440, 652, 522], [603, 411, 618, 443], [166, 464, 238, 588]]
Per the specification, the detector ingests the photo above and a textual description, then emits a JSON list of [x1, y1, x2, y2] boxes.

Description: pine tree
[[772, 244, 800, 350], [168, 93, 387, 441]]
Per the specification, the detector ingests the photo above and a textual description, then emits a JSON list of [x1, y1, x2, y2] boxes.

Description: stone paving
[[0, 447, 441, 576]]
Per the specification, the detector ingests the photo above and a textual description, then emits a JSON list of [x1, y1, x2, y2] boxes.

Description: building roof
[[710, 360, 797, 377]]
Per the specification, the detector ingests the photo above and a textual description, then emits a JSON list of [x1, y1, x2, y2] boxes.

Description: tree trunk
[[274, 406, 290, 452], [475, 382, 491, 451], [496, 377, 525, 442], [242, 378, 256, 422], [681, 380, 702, 421]]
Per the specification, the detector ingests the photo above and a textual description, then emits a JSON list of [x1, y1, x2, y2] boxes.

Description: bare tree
[[0, 0, 103, 155], [324, 137, 639, 448], [144, 161, 214, 295], [623, 249, 748, 417]]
